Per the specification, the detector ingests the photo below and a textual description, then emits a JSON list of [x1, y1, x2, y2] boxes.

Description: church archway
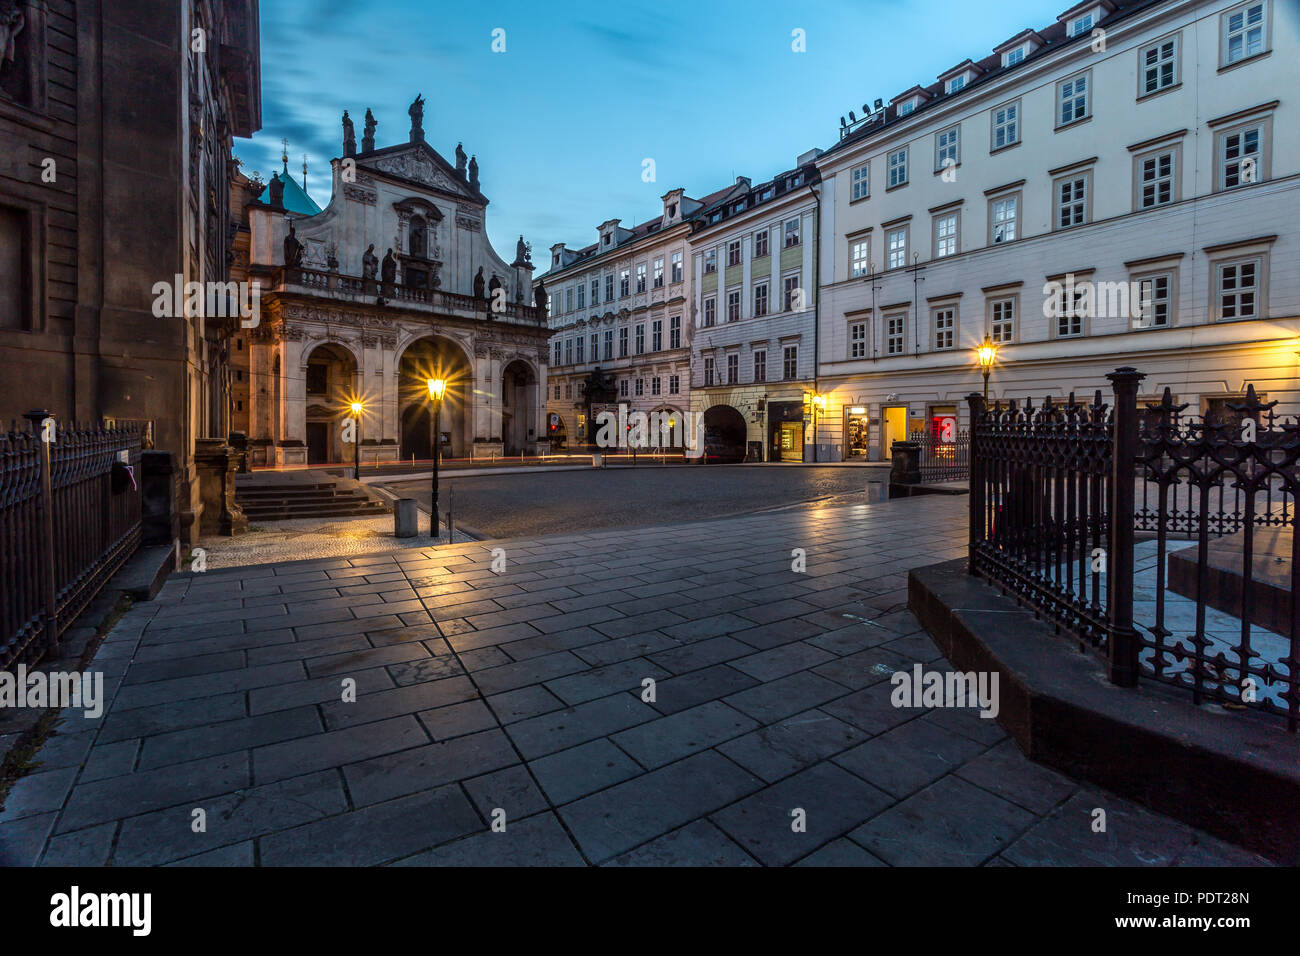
[[501, 358, 537, 456], [397, 335, 473, 461]]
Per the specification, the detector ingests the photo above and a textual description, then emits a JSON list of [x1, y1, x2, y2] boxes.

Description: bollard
[[393, 498, 418, 538], [592, 452, 603, 468]]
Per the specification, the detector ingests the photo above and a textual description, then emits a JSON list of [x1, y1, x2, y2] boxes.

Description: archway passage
[[501, 359, 537, 456], [703, 404, 747, 464], [398, 336, 473, 461], [302, 343, 358, 464]]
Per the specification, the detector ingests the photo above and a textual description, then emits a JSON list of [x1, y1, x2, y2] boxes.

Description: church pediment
[[358, 144, 479, 202]]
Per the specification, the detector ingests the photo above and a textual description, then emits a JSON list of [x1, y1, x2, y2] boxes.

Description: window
[[669, 375, 680, 394], [1217, 122, 1265, 190], [576, 284, 584, 309], [565, 288, 574, 312], [575, 336, 585, 363], [990, 194, 1018, 243], [605, 274, 614, 301], [754, 229, 769, 258], [933, 212, 958, 258], [783, 274, 801, 311], [670, 315, 681, 349], [653, 257, 664, 288], [565, 339, 573, 364], [726, 354, 738, 385], [1134, 273, 1172, 329], [990, 297, 1015, 343], [1055, 173, 1089, 229], [635, 264, 646, 293], [652, 319, 662, 351], [619, 269, 630, 297], [885, 314, 906, 356], [704, 249, 717, 273], [1215, 257, 1262, 320], [991, 100, 1019, 149], [565, 383, 572, 399], [754, 349, 767, 382], [1221, 2, 1267, 66], [635, 378, 644, 396], [887, 148, 908, 188], [850, 238, 870, 278], [546, 295, 554, 318], [553, 341, 562, 365], [591, 333, 599, 361], [947, 75, 966, 94], [1057, 72, 1090, 126], [851, 162, 870, 201], [898, 100, 915, 116], [782, 345, 798, 380], [620, 379, 629, 397], [933, 307, 955, 350], [651, 377, 661, 396], [784, 218, 801, 247], [1068, 13, 1094, 37], [1137, 149, 1176, 208], [886, 226, 908, 270], [635, 323, 645, 354], [1054, 284, 1087, 337], [754, 282, 769, 317], [704, 356, 715, 386], [703, 296, 716, 327], [849, 321, 867, 359], [603, 330, 613, 360], [727, 240, 741, 266], [935, 126, 960, 170], [671, 251, 683, 282], [1003, 45, 1025, 67], [1140, 36, 1179, 95], [619, 327, 628, 357], [591, 278, 599, 303]]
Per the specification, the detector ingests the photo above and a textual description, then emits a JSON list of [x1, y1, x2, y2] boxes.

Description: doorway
[[880, 405, 908, 460], [306, 422, 329, 464]]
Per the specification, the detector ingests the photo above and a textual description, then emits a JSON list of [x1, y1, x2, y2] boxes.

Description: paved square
[[0, 495, 1272, 866]]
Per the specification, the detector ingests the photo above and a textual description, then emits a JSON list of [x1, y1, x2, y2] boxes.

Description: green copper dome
[[259, 170, 322, 216]]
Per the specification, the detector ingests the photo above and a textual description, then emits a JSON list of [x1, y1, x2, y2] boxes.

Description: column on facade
[[280, 336, 306, 444]]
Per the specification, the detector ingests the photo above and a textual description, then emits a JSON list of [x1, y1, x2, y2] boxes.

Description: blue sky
[[241, 0, 1061, 261]]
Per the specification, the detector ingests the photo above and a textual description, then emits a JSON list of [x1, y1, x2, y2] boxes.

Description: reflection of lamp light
[[976, 334, 998, 401]]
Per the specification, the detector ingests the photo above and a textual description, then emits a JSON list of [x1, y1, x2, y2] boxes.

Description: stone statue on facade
[[362, 243, 379, 280], [268, 172, 284, 210], [341, 110, 356, 158], [468, 155, 479, 190], [362, 108, 377, 152], [408, 94, 425, 143], [513, 234, 532, 267], [381, 249, 397, 285], [283, 221, 304, 268], [488, 273, 502, 299], [533, 278, 547, 313], [473, 266, 486, 299], [0, 1, 24, 77], [455, 142, 467, 176]]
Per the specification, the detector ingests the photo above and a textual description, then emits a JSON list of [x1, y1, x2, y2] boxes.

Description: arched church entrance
[[501, 359, 537, 456], [302, 343, 358, 464], [398, 336, 473, 461]]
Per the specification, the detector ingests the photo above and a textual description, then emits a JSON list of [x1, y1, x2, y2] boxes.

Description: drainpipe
[[808, 180, 822, 463]]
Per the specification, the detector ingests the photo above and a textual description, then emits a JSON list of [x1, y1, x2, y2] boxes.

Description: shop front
[[767, 400, 805, 463]]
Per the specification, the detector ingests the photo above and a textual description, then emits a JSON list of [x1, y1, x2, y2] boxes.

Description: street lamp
[[976, 335, 998, 401], [349, 401, 363, 480], [809, 393, 827, 463], [427, 378, 447, 538]]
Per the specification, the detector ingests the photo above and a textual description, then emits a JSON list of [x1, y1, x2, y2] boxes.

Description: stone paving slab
[[0, 495, 1276, 866]]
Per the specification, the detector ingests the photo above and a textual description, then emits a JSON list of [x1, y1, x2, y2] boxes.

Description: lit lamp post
[[810, 394, 827, 463], [427, 378, 447, 538], [349, 401, 363, 480], [976, 335, 998, 401]]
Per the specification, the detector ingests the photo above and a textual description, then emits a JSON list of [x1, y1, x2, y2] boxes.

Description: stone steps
[[235, 471, 391, 521]]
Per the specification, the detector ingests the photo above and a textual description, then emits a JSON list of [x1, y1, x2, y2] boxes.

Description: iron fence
[[1, 413, 142, 670], [968, 369, 1300, 731], [909, 428, 970, 483]]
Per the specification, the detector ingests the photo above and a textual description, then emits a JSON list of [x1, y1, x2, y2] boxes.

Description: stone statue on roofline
[[455, 142, 467, 176], [362, 243, 379, 280], [283, 220, 303, 268], [341, 110, 355, 158], [362, 108, 377, 152], [408, 94, 425, 143]]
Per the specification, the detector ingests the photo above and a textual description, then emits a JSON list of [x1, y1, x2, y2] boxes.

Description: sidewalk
[[0, 495, 1270, 866]]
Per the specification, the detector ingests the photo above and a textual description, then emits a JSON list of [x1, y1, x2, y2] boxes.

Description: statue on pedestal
[[533, 278, 547, 313], [513, 235, 532, 267], [455, 143, 467, 176], [362, 243, 379, 281], [268, 173, 284, 210], [362, 108, 377, 153], [283, 221, 303, 268], [341, 110, 356, 158], [488, 273, 502, 298], [381, 249, 397, 285], [468, 155, 479, 190], [408, 94, 425, 143], [473, 266, 486, 299]]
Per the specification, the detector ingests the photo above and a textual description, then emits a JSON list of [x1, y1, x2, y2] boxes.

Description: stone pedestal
[[195, 438, 249, 536], [228, 431, 250, 474], [140, 450, 179, 546], [473, 440, 504, 460], [889, 440, 921, 498]]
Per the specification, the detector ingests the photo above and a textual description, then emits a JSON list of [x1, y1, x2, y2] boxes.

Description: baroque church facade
[[238, 96, 550, 467]]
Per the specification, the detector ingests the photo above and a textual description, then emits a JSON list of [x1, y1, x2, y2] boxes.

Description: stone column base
[[195, 439, 249, 536]]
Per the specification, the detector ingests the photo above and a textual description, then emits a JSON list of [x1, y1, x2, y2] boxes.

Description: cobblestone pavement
[[194, 515, 476, 570], [0, 495, 1271, 866], [381, 463, 891, 539]]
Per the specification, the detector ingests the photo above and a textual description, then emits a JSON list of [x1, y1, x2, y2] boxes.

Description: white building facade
[[814, 0, 1300, 460], [688, 161, 823, 462]]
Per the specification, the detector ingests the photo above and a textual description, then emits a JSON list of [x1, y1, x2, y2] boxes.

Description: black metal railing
[[909, 428, 970, 483], [968, 369, 1300, 731], [1, 413, 143, 670]]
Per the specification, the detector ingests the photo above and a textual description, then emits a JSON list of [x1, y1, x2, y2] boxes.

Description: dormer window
[[603, 235, 610, 246], [898, 101, 915, 116], [668, 203, 677, 217], [1003, 45, 1026, 66], [947, 75, 966, 93], [1069, 12, 1094, 36]]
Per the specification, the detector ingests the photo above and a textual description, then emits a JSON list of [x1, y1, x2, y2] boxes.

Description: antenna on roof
[[874, 98, 883, 111]]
